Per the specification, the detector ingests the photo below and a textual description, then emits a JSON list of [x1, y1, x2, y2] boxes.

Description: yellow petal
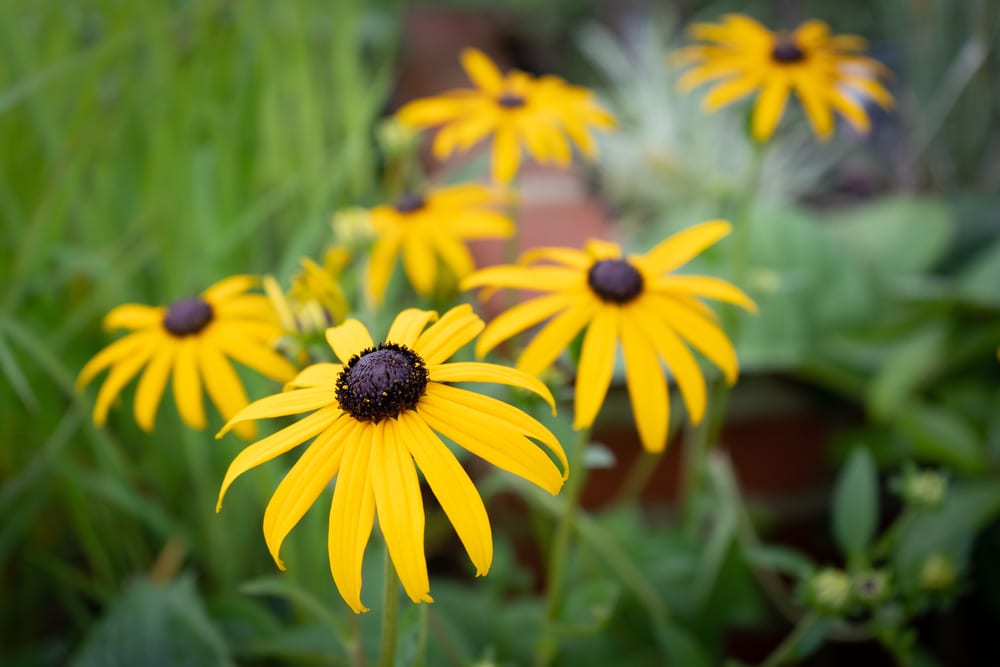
[[216, 386, 338, 438], [213, 294, 280, 323], [573, 307, 619, 429], [584, 239, 622, 261], [840, 75, 894, 109], [752, 77, 790, 141], [678, 64, 741, 93], [635, 220, 732, 276], [446, 210, 515, 240], [418, 390, 565, 494], [399, 411, 492, 575], [793, 19, 831, 48], [203, 275, 258, 304], [325, 319, 375, 365], [402, 234, 438, 296], [209, 323, 297, 382], [386, 309, 438, 349], [650, 275, 757, 312], [647, 295, 739, 384], [263, 418, 353, 569], [217, 407, 345, 510], [491, 124, 521, 185], [366, 235, 400, 307], [432, 233, 475, 283], [516, 247, 590, 269], [474, 292, 576, 358], [626, 300, 706, 424], [461, 265, 583, 292], [286, 363, 343, 390], [461, 48, 504, 94], [702, 74, 761, 111], [77, 331, 155, 391], [371, 420, 432, 605], [794, 75, 834, 141], [428, 361, 555, 413], [413, 304, 484, 366], [328, 423, 376, 613], [829, 89, 871, 133], [620, 310, 670, 453], [199, 341, 255, 440], [517, 297, 598, 376], [133, 343, 176, 432], [395, 96, 467, 128], [93, 336, 159, 426], [172, 337, 206, 430], [424, 383, 567, 475], [103, 304, 164, 331]]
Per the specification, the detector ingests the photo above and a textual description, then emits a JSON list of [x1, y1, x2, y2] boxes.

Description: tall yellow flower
[[673, 14, 893, 141], [366, 183, 514, 305], [462, 222, 756, 453], [77, 276, 298, 439], [215, 305, 567, 612], [396, 48, 616, 184]]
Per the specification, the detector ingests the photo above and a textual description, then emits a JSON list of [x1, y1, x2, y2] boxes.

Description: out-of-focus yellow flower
[[366, 183, 514, 305], [264, 251, 351, 337], [77, 275, 296, 439], [462, 221, 755, 453], [673, 14, 893, 141], [331, 207, 376, 246], [215, 305, 567, 612], [396, 48, 616, 184]]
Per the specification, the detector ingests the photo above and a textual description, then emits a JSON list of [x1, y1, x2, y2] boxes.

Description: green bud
[[809, 568, 852, 613], [376, 117, 420, 157], [853, 570, 890, 605], [919, 554, 956, 592], [903, 470, 946, 508]]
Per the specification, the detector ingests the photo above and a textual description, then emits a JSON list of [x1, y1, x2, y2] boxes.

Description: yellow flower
[[462, 221, 756, 453], [215, 305, 568, 612], [673, 14, 894, 141], [265, 253, 350, 337], [366, 183, 514, 305], [77, 275, 298, 440], [396, 48, 616, 184]]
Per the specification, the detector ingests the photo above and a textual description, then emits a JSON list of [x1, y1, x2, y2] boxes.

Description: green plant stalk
[[377, 542, 401, 667], [758, 612, 821, 667], [535, 427, 591, 667], [679, 142, 765, 526]]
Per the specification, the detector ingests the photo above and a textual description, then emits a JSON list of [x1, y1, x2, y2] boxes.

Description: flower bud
[[919, 554, 956, 592], [809, 568, 852, 614]]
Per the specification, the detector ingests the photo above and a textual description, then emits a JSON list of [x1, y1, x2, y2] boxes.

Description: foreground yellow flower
[[215, 305, 568, 612], [673, 14, 893, 141], [462, 222, 756, 453], [396, 48, 616, 184], [366, 183, 514, 305], [77, 276, 298, 440]]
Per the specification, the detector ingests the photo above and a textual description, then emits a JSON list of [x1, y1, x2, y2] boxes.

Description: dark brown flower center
[[394, 192, 426, 214], [497, 92, 526, 109], [163, 297, 213, 336], [335, 343, 428, 422], [771, 38, 805, 63], [587, 259, 643, 304]]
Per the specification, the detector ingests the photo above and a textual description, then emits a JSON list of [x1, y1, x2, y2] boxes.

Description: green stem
[[758, 612, 821, 667], [615, 451, 662, 505], [535, 427, 591, 667], [376, 545, 400, 667]]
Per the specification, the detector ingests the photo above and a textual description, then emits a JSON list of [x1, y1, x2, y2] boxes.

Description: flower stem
[[758, 612, 821, 667], [535, 427, 591, 667], [376, 544, 400, 667]]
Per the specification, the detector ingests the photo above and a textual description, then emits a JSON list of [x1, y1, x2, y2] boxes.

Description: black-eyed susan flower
[[215, 305, 567, 612], [77, 275, 298, 440], [462, 221, 755, 453], [673, 14, 894, 141], [265, 252, 351, 336], [396, 48, 616, 184], [366, 183, 514, 305]]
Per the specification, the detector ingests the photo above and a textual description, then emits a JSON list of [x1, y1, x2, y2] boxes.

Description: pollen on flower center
[[771, 38, 805, 63], [335, 343, 429, 422], [163, 297, 214, 336], [496, 92, 526, 109], [587, 259, 644, 304], [394, 193, 426, 214]]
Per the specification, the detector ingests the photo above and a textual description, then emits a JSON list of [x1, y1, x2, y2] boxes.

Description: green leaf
[[832, 448, 878, 560], [560, 579, 621, 633], [71, 576, 233, 667], [828, 196, 954, 274], [744, 544, 816, 580], [868, 325, 946, 420], [956, 236, 1000, 306], [394, 604, 428, 667], [897, 402, 986, 474]]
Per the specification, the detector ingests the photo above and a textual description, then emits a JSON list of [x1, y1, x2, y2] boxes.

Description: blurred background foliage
[[2, 0, 999, 665]]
